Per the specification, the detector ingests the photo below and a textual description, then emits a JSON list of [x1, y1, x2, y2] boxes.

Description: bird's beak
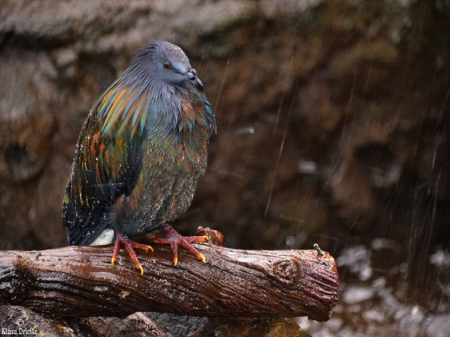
[[186, 68, 203, 91]]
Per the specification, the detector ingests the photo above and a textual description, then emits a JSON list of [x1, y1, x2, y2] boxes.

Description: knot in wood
[[271, 260, 298, 286]]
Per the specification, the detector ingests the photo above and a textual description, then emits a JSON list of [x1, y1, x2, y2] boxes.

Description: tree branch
[[0, 228, 339, 322]]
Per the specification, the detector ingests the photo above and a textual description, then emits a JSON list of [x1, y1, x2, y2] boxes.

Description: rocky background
[[0, 0, 448, 336]]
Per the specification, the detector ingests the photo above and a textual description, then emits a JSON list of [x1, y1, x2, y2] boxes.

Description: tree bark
[[0, 229, 339, 322]]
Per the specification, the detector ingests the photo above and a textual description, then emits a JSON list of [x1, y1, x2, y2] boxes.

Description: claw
[[111, 232, 153, 275], [153, 224, 208, 266]]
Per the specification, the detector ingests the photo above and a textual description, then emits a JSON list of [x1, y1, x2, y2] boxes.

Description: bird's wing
[[63, 80, 152, 245]]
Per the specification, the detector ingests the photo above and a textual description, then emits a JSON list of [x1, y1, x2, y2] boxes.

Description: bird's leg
[[111, 232, 154, 275], [153, 224, 209, 266]]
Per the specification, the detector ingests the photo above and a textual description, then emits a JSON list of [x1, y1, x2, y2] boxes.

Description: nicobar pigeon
[[62, 41, 216, 274]]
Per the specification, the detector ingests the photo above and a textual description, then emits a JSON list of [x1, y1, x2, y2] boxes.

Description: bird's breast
[[114, 94, 213, 235]]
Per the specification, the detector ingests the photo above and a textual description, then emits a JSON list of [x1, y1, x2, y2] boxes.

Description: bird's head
[[128, 41, 203, 91]]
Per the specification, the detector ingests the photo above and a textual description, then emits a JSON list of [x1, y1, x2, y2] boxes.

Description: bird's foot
[[111, 232, 154, 275], [153, 224, 209, 266]]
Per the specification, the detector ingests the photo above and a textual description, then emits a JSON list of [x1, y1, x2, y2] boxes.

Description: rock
[[0, 305, 78, 337], [0, 0, 447, 256], [0, 51, 57, 182], [87, 314, 168, 337], [145, 313, 307, 337]]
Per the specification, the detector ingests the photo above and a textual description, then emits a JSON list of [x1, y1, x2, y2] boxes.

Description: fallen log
[[0, 228, 339, 322]]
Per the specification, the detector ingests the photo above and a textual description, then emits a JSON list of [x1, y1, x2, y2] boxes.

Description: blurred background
[[0, 0, 448, 336]]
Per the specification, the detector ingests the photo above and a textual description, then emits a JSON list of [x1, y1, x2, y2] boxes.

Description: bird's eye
[[163, 61, 172, 70]]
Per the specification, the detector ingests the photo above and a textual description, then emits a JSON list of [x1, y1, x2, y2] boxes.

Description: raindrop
[[286, 236, 295, 246], [298, 160, 317, 174], [372, 277, 386, 288], [235, 126, 255, 135]]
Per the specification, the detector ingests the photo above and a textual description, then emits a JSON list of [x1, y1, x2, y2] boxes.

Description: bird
[[62, 41, 216, 275]]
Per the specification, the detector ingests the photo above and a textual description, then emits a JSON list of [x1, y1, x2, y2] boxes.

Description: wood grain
[[0, 231, 339, 321]]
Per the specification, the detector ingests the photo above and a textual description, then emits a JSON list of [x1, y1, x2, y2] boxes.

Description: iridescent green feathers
[[99, 82, 150, 136], [63, 80, 149, 245]]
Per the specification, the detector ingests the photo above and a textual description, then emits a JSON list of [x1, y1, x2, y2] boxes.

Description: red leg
[[111, 232, 153, 275], [152, 224, 209, 266]]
